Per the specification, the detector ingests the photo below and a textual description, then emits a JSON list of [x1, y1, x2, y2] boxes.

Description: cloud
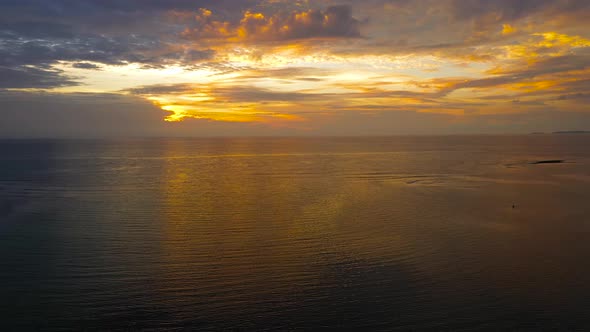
[[0, 0, 585, 71], [417, 54, 590, 99], [0, 0, 589, 135], [124, 84, 196, 96], [318, 0, 590, 61], [0, 21, 75, 39], [72, 62, 102, 70], [0, 33, 214, 88], [0, 91, 299, 137], [182, 5, 361, 43], [123, 83, 318, 122], [0, 66, 78, 89], [556, 93, 590, 103], [445, 0, 590, 38], [122, 47, 590, 122], [0, 91, 166, 137], [449, 0, 554, 21], [0, 36, 215, 68], [2, 91, 590, 137], [124, 83, 330, 103], [0, 0, 223, 88], [237, 67, 336, 80]]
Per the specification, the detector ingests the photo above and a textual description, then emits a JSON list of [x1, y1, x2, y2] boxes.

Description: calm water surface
[[1, 136, 590, 330]]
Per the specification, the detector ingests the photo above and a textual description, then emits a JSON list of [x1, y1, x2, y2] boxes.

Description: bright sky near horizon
[[1, 0, 589, 136]]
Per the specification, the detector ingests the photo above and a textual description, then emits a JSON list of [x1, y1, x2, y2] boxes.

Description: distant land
[[553, 131, 590, 134], [530, 131, 590, 135]]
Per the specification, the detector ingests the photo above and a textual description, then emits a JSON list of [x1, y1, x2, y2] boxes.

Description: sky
[[1, 0, 589, 137]]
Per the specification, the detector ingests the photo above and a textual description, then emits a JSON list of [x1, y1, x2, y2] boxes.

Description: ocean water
[[1, 136, 590, 330]]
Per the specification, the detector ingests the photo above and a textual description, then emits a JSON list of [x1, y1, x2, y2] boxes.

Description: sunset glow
[[1, 0, 589, 136]]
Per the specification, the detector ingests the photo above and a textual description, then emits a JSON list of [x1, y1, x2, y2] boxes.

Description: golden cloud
[[182, 5, 361, 43]]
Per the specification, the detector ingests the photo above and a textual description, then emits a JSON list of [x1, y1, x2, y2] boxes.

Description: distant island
[[529, 131, 590, 135], [530, 160, 564, 164], [553, 131, 590, 134]]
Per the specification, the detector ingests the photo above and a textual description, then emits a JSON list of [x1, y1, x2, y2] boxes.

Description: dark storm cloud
[[0, 66, 78, 89]]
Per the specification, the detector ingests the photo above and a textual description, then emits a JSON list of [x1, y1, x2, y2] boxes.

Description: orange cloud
[[504, 31, 590, 62], [182, 5, 361, 43], [501, 24, 517, 35]]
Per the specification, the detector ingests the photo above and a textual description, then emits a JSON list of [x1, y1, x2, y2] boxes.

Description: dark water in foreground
[[1, 136, 590, 330]]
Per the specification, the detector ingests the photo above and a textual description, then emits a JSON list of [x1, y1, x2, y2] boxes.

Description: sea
[[1, 135, 590, 330]]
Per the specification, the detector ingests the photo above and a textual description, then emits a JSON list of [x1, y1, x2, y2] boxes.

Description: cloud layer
[[0, 0, 589, 135]]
